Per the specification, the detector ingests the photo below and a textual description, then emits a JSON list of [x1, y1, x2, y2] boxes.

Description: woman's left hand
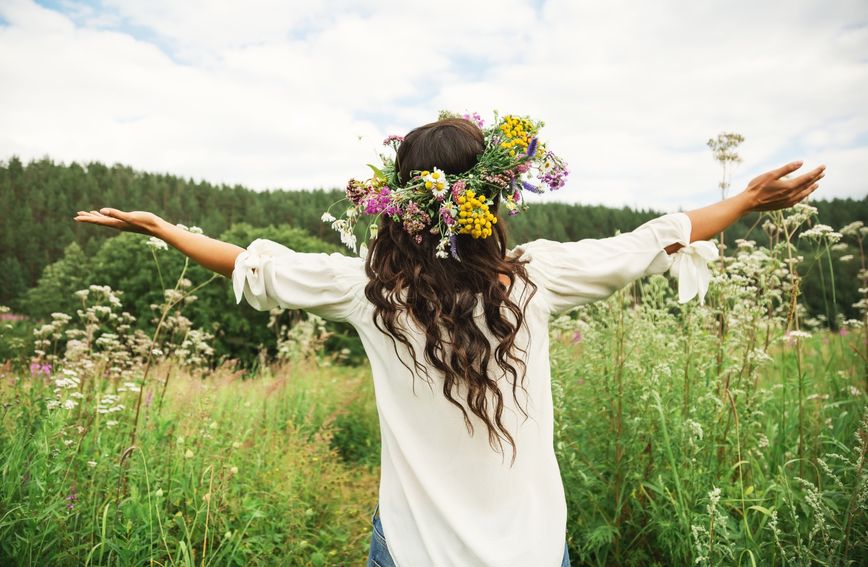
[[741, 162, 825, 212]]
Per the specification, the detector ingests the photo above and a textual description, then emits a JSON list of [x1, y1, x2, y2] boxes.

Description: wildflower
[[799, 224, 842, 244], [571, 330, 583, 344], [362, 187, 393, 214], [435, 238, 449, 259], [462, 112, 484, 128], [62, 399, 77, 410], [839, 254, 853, 263], [839, 220, 864, 237], [382, 134, 404, 145], [65, 485, 77, 510], [146, 236, 168, 251], [685, 419, 704, 441], [188, 226, 204, 235], [526, 137, 538, 157], [449, 235, 460, 261], [321, 212, 336, 222], [184, 449, 194, 459], [422, 168, 450, 199], [87, 461, 97, 468], [455, 190, 496, 239]]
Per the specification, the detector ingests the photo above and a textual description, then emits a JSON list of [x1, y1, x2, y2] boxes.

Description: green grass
[[1, 206, 866, 565]]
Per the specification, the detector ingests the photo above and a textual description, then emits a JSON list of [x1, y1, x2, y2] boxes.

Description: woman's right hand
[[74, 208, 164, 236]]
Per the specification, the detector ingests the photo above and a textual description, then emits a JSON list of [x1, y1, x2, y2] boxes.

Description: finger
[[786, 166, 825, 190], [771, 160, 804, 179], [792, 182, 820, 205], [99, 207, 132, 222]]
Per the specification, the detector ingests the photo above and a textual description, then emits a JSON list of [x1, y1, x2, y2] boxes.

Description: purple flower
[[451, 180, 466, 201], [449, 235, 461, 260], [462, 112, 485, 129], [382, 134, 404, 146], [526, 137, 538, 157], [839, 328, 848, 337], [29, 362, 52, 377], [522, 181, 543, 194], [363, 187, 393, 215], [439, 206, 456, 225], [65, 485, 77, 510], [571, 330, 583, 344]]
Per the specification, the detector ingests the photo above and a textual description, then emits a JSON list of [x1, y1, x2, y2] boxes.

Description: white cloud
[[0, 0, 865, 211]]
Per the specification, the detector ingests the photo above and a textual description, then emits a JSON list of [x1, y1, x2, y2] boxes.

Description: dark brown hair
[[364, 118, 537, 466]]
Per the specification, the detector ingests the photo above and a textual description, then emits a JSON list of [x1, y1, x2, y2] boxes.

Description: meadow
[[0, 204, 866, 566]]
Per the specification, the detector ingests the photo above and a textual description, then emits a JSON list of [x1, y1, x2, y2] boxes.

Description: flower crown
[[322, 110, 569, 260]]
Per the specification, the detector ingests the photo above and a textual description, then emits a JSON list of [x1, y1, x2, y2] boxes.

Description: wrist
[[151, 217, 173, 238], [732, 190, 756, 216]]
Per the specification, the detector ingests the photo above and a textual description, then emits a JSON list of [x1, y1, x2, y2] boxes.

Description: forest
[[0, 155, 864, 367]]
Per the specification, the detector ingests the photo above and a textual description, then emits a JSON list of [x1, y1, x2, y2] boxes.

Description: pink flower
[[451, 180, 466, 201], [571, 330, 583, 344]]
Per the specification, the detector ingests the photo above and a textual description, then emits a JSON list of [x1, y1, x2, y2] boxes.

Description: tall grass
[[0, 360, 380, 566], [1, 205, 866, 565]]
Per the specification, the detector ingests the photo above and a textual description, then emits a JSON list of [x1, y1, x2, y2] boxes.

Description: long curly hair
[[364, 118, 538, 466]]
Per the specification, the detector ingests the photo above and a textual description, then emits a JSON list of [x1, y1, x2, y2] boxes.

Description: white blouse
[[232, 211, 716, 567]]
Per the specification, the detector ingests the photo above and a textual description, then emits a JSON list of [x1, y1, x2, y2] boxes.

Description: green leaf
[[367, 164, 386, 182]]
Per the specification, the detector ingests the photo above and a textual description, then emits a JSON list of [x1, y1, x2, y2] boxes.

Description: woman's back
[[232, 209, 698, 566]]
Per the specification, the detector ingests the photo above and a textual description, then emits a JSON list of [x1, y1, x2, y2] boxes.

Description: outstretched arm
[[74, 208, 243, 278], [663, 161, 825, 254]]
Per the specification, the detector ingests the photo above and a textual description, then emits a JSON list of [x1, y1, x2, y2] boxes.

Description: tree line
[[1, 156, 863, 365]]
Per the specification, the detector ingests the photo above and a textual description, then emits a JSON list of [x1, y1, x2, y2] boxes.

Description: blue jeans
[[366, 503, 571, 567]]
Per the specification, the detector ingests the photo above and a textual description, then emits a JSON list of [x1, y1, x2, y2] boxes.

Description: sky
[[1, 0, 866, 211]]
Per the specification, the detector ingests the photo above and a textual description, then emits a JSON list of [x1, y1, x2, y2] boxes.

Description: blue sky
[[1, 0, 866, 211]]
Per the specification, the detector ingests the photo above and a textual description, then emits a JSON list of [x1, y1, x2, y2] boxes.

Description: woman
[[75, 117, 824, 567]]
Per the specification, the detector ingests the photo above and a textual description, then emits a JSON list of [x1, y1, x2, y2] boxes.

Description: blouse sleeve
[[512, 212, 718, 315], [231, 238, 366, 322]]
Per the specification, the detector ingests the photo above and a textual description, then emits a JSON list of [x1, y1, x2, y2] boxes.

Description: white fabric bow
[[668, 241, 719, 305]]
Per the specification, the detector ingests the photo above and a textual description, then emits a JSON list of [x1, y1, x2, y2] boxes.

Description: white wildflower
[[799, 224, 843, 244], [839, 254, 854, 263], [146, 236, 169, 251], [188, 226, 204, 235], [839, 220, 864, 237], [62, 399, 77, 410], [422, 167, 449, 199], [321, 212, 336, 222], [685, 419, 704, 440]]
